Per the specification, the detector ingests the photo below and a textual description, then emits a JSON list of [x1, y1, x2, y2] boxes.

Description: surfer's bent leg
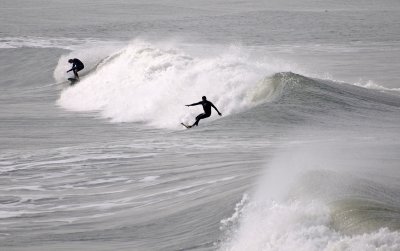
[[73, 69, 79, 79], [74, 65, 84, 79], [193, 113, 210, 126]]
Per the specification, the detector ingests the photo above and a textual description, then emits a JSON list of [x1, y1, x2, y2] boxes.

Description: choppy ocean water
[[1, 1, 400, 250]]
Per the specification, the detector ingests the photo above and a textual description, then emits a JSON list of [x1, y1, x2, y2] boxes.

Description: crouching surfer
[[67, 58, 84, 80], [184, 96, 222, 128]]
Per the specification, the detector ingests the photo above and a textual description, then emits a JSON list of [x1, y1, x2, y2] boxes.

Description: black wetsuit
[[188, 100, 221, 126], [68, 58, 84, 79]]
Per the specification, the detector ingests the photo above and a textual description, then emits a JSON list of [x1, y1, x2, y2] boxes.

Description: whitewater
[[1, 1, 400, 250]]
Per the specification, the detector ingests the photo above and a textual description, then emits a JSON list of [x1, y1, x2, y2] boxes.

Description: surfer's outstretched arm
[[186, 102, 202, 107], [211, 103, 222, 116], [66, 66, 76, 73]]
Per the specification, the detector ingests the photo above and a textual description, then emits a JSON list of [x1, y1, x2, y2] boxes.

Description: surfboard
[[68, 78, 79, 85], [180, 123, 192, 129]]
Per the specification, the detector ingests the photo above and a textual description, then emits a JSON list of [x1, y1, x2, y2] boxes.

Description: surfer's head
[[68, 59, 73, 63], [202, 96, 207, 101]]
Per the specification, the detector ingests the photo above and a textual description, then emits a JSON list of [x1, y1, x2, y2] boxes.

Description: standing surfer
[[185, 96, 222, 128], [67, 58, 84, 80]]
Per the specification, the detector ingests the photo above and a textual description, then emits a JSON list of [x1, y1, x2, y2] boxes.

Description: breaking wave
[[56, 40, 294, 128], [56, 40, 400, 130]]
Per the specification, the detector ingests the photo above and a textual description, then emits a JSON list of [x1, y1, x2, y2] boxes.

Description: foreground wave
[[219, 143, 400, 251]]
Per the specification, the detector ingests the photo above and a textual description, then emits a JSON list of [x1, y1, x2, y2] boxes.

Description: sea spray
[[53, 43, 124, 83], [219, 141, 400, 251]]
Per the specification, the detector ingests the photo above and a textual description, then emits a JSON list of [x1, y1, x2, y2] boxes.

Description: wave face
[[56, 41, 294, 128]]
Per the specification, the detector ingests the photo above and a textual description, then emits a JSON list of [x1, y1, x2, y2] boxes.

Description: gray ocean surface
[[1, 1, 400, 250]]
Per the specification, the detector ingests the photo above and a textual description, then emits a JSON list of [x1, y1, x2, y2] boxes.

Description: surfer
[[185, 96, 222, 127], [67, 58, 84, 80]]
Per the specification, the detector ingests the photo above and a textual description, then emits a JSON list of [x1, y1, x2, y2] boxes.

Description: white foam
[[85, 177, 129, 186], [220, 198, 400, 251], [57, 40, 294, 128], [0, 36, 116, 50], [207, 176, 236, 184], [140, 176, 160, 182], [0, 210, 25, 219], [353, 80, 400, 92], [5, 185, 44, 191]]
